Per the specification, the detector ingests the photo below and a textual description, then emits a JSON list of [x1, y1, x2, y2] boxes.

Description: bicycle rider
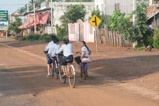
[[46, 39, 60, 78], [44, 35, 57, 61], [81, 41, 91, 77], [44, 35, 58, 78], [56, 38, 73, 77]]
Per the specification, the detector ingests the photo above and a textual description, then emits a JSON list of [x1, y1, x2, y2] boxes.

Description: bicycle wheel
[[53, 62, 58, 79], [83, 64, 87, 80], [54, 67, 58, 79], [68, 65, 76, 88], [58, 64, 66, 84], [50, 64, 54, 76]]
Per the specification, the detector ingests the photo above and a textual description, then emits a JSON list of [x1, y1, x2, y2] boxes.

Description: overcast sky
[[0, 0, 27, 14]]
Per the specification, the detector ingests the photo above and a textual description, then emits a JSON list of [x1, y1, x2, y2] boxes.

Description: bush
[[55, 25, 68, 41], [19, 34, 41, 42], [153, 39, 159, 49], [144, 36, 153, 47], [17, 33, 66, 43], [19, 34, 52, 42], [153, 30, 159, 49], [39, 34, 53, 42]]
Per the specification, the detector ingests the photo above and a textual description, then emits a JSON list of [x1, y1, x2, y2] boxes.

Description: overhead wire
[[0, 4, 26, 6]]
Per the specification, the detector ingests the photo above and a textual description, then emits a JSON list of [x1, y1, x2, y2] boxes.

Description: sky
[[0, 0, 27, 14]]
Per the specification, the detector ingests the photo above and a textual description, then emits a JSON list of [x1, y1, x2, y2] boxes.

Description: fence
[[68, 20, 95, 43], [97, 29, 130, 47], [68, 20, 130, 47]]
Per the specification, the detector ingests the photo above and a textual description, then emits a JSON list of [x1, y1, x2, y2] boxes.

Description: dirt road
[[0, 37, 159, 106]]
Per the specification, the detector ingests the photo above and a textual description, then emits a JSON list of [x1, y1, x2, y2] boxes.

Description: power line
[[0, 4, 26, 6]]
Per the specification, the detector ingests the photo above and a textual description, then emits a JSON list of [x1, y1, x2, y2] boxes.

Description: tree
[[108, 10, 134, 41], [65, 0, 94, 1], [133, 0, 153, 46], [9, 17, 22, 34], [107, 0, 153, 47], [60, 4, 86, 27]]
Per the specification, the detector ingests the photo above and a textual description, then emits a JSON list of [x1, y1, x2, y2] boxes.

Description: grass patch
[[13, 34, 66, 43]]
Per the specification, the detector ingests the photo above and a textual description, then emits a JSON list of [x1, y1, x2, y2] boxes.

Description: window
[[115, 3, 120, 10], [153, 0, 159, 4], [96, 5, 99, 9]]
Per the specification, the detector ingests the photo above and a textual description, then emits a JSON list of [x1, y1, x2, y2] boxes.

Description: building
[[17, 0, 52, 35], [149, 0, 159, 5], [9, 12, 25, 23], [95, 0, 134, 16], [49, 2, 94, 33], [147, 4, 159, 29]]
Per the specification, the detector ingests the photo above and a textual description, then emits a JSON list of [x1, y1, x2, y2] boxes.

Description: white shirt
[[82, 46, 89, 57], [57, 43, 73, 57], [48, 44, 60, 57], [44, 41, 54, 51]]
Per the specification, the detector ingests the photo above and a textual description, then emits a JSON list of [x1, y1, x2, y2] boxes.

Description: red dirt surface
[[1, 37, 159, 106]]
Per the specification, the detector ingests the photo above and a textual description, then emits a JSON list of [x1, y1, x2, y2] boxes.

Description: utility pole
[[133, 0, 136, 27], [33, 0, 36, 34], [27, 0, 30, 34], [51, 0, 53, 34], [104, 0, 109, 45]]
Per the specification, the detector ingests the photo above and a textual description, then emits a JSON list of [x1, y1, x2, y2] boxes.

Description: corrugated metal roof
[[147, 4, 159, 19]]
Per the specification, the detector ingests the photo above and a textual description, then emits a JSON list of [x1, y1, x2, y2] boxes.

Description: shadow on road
[[0, 40, 45, 48], [0, 54, 159, 96]]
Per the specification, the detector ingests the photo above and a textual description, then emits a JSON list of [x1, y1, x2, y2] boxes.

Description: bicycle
[[59, 58, 76, 88], [51, 53, 63, 79], [75, 52, 88, 80], [51, 57, 58, 79]]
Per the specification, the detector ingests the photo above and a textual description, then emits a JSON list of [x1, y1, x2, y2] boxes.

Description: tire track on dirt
[[0, 42, 46, 62], [1, 41, 159, 102]]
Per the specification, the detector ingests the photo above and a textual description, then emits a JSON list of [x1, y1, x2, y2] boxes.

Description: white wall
[[149, 0, 153, 5], [49, 2, 94, 26], [94, 0, 104, 12], [95, 0, 133, 16]]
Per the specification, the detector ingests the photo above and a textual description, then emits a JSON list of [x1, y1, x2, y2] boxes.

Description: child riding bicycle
[[75, 41, 91, 78], [56, 38, 73, 77], [46, 39, 60, 78]]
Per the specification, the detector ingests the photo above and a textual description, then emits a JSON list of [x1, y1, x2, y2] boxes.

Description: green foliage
[[133, 1, 153, 47], [91, 9, 106, 29], [107, 1, 153, 47], [9, 16, 22, 34], [65, 0, 94, 1], [17, 33, 66, 43], [135, 46, 146, 50], [59, 4, 86, 37], [108, 10, 133, 41], [134, 1, 147, 40], [153, 39, 159, 49], [56, 25, 67, 41], [19, 34, 56, 42], [60, 4, 86, 27], [144, 36, 153, 47], [153, 30, 159, 49]]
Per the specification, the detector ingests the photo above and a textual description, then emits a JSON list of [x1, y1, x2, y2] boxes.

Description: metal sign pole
[[51, 0, 53, 34], [6, 30, 8, 38], [89, 15, 101, 52], [96, 27, 98, 52]]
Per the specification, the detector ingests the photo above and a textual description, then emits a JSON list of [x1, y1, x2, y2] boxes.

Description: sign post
[[89, 15, 101, 52], [0, 10, 8, 37]]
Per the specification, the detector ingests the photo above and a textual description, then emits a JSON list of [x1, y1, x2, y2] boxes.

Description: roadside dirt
[[0, 37, 159, 106]]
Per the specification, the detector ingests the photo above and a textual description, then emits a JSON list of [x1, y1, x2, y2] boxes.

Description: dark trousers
[[81, 63, 87, 73]]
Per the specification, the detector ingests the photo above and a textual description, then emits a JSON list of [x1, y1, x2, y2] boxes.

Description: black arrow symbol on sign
[[92, 17, 97, 26]]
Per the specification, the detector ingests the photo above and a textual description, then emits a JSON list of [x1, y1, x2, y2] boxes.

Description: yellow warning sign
[[89, 15, 101, 28]]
